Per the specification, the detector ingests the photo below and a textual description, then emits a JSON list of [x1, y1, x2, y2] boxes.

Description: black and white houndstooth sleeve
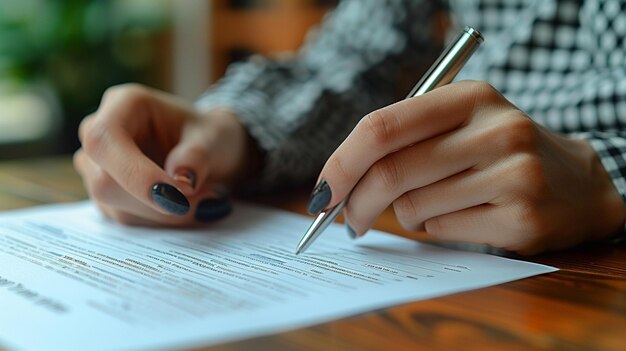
[[197, 0, 626, 205], [196, 0, 443, 189]]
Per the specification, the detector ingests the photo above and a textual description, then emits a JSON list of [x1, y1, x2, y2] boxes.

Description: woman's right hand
[[74, 84, 256, 226]]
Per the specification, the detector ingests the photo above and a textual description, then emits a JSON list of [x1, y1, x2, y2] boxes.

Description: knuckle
[[103, 83, 149, 102], [343, 205, 363, 232], [397, 218, 422, 232], [458, 80, 503, 114], [424, 216, 444, 236], [516, 201, 544, 231], [117, 160, 141, 184], [326, 155, 352, 185], [492, 116, 538, 154], [506, 204, 550, 253], [72, 149, 91, 179], [72, 149, 84, 170], [78, 115, 95, 144], [102, 84, 151, 114], [467, 80, 499, 101], [510, 154, 547, 196], [81, 120, 108, 159], [359, 108, 398, 148], [369, 157, 403, 193], [393, 192, 422, 225]]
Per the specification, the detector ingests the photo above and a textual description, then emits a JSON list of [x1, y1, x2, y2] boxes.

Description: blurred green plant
[[0, 0, 169, 152]]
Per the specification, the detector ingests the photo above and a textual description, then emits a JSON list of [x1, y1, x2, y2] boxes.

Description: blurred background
[[0, 0, 337, 159]]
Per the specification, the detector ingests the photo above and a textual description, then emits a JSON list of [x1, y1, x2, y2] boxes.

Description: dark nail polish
[[346, 223, 357, 239], [195, 196, 232, 222], [307, 179, 332, 214], [151, 183, 190, 216]]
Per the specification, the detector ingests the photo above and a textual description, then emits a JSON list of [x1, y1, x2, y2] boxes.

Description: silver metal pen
[[295, 26, 484, 255]]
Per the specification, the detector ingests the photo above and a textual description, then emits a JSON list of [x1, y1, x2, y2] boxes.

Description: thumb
[[165, 110, 250, 197], [164, 121, 219, 197]]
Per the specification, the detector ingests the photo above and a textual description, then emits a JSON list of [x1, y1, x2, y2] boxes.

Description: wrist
[[199, 108, 263, 184], [574, 138, 626, 241]]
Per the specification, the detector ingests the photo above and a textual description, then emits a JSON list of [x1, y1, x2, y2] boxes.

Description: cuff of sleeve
[[195, 85, 311, 192], [195, 86, 277, 149]]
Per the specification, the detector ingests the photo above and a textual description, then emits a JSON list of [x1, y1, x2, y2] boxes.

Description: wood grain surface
[[0, 157, 625, 351]]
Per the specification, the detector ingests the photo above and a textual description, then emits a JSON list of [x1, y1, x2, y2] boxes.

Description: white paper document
[[0, 202, 556, 351]]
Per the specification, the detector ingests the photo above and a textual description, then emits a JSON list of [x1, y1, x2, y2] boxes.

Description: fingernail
[[307, 179, 332, 214], [195, 196, 232, 222], [151, 183, 190, 216], [346, 223, 357, 239], [173, 168, 197, 190]]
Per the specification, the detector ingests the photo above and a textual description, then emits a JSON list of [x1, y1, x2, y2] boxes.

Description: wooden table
[[1, 157, 625, 351]]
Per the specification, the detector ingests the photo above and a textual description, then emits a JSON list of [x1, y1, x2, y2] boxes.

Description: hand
[[309, 81, 625, 255], [74, 84, 256, 226]]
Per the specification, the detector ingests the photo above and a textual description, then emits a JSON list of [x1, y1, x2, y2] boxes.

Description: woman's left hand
[[308, 81, 625, 255]]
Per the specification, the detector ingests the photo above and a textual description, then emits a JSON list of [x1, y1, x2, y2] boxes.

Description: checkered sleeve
[[448, 0, 626, 240], [195, 0, 443, 191]]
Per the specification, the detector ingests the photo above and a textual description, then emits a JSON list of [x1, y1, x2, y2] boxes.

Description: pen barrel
[[407, 26, 484, 98]]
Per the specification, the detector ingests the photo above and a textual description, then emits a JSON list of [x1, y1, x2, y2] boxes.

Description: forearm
[[196, 0, 445, 191], [569, 131, 626, 241]]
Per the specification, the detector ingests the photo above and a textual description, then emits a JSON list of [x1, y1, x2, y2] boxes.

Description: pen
[[295, 26, 484, 255]]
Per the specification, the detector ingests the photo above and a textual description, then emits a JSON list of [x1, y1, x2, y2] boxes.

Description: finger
[[344, 128, 480, 236], [424, 204, 542, 254], [75, 150, 167, 220], [73, 164, 145, 226], [393, 167, 502, 232], [164, 110, 250, 197], [78, 150, 224, 225], [96, 179, 227, 227], [101, 181, 224, 226], [73, 148, 88, 178], [342, 111, 518, 237], [92, 170, 191, 225], [77, 114, 95, 146], [311, 81, 493, 213], [163, 119, 222, 196], [102, 185, 230, 227], [81, 85, 193, 216]]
